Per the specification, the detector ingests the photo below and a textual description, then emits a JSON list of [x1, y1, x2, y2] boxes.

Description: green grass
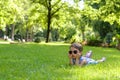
[[0, 43, 120, 80]]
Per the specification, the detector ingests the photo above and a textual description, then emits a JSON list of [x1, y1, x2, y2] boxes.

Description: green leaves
[[99, 0, 120, 25], [0, 0, 29, 27]]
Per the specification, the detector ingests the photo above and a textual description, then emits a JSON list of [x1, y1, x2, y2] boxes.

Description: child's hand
[[76, 53, 81, 59], [68, 53, 72, 59], [68, 54, 73, 65]]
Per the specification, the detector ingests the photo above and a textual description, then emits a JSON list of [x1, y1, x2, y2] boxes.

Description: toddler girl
[[68, 43, 106, 66]]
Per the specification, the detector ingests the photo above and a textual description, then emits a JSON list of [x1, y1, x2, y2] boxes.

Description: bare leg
[[97, 57, 106, 63]]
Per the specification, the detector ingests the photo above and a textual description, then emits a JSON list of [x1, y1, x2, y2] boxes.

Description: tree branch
[[51, 3, 63, 16], [51, 0, 61, 8]]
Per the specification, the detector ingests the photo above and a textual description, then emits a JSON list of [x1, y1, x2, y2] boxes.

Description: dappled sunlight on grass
[[103, 48, 119, 52], [0, 44, 120, 79], [24, 41, 70, 45], [112, 55, 120, 58], [39, 42, 70, 46], [54, 63, 120, 80], [103, 49, 115, 52]]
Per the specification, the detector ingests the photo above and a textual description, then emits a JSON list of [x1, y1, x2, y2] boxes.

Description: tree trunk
[[82, 31, 85, 41], [26, 28, 29, 42], [46, 0, 51, 43], [11, 24, 15, 41], [31, 29, 33, 41], [46, 17, 51, 43], [30, 27, 33, 41]]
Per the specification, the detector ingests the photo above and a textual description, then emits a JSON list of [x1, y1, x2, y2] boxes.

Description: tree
[[85, 0, 120, 28], [31, 0, 65, 43], [84, 1, 119, 34], [0, 0, 30, 41]]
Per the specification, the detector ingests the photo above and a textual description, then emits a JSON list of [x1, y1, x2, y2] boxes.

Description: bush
[[116, 43, 120, 50], [110, 42, 117, 48], [87, 35, 103, 46], [87, 39, 103, 46], [116, 34, 120, 50], [34, 37, 41, 43]]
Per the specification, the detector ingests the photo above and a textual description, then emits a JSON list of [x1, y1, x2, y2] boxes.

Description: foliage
[[31, 0, 67, 42], [116, 34, 120, 50], [0, 0, 29, 26], [110, 41, 117, 48], [83, 0, 120, 48], [87, 39, 103, 46], [0, 43, 120, 79], [59, 22, 77, 42], [87, 35, 103, 46], [116, 34, 120, 41], [34, 37, 41, 43], [0, 0, 120, 46], [51, 28, 59, 41], [85, 0, 120, 25]]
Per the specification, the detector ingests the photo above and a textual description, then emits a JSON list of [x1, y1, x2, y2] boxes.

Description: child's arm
[[75, 58, 79, 65], [79, 60, 87, 67], [69, 58, 73, 65], [76, 53, 87, 67], [68, 54, 73, 65], [76, 58, 87, 66], [75, 53, 81, 65]]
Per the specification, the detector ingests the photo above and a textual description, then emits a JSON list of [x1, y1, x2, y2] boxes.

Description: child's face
[[69, 47, 82, 58]]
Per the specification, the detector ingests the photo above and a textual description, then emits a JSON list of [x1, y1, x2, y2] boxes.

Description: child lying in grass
[[68, 43, 106, 66]]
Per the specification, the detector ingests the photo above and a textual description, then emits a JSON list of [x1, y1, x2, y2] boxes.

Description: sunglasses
[[69, 50, 78, 54]]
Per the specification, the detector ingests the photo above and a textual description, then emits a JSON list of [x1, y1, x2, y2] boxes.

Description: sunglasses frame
[[69, 50, 78, 54]]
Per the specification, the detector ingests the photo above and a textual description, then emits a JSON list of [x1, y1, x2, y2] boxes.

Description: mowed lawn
[[0, 43, 120, 80]]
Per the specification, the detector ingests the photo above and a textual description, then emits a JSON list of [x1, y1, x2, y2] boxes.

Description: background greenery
[[0, 1, 120, 79], [0, 0, 120, 47], [0, 43, 120, 80]]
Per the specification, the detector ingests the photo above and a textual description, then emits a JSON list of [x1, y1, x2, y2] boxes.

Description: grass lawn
[[0, 43, 120, 80]]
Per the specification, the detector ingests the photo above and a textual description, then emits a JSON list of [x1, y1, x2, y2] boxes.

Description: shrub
[[87, 35, 103, 46], [87, 39, 103, 46], [34, 37, 41, 43], [116, 34, 120, 50], [110, 41, 117, 48]]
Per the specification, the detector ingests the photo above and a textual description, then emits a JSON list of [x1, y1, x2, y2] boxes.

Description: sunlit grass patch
[[0, 43, 120, 80]]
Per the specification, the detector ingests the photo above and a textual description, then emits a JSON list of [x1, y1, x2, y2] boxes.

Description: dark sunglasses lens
[[73, 50, 77, 54], [69, 51, 72, 54]]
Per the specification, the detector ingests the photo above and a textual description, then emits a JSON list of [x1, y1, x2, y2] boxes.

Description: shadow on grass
[[0, 43, 120, 80]]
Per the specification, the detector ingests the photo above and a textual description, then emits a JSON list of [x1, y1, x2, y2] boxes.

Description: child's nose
[[72, 54, 76, 56]]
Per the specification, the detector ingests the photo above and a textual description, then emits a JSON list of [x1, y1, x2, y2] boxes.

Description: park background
[[0, 0, 120, 49], [0, 0, 120, 80]]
